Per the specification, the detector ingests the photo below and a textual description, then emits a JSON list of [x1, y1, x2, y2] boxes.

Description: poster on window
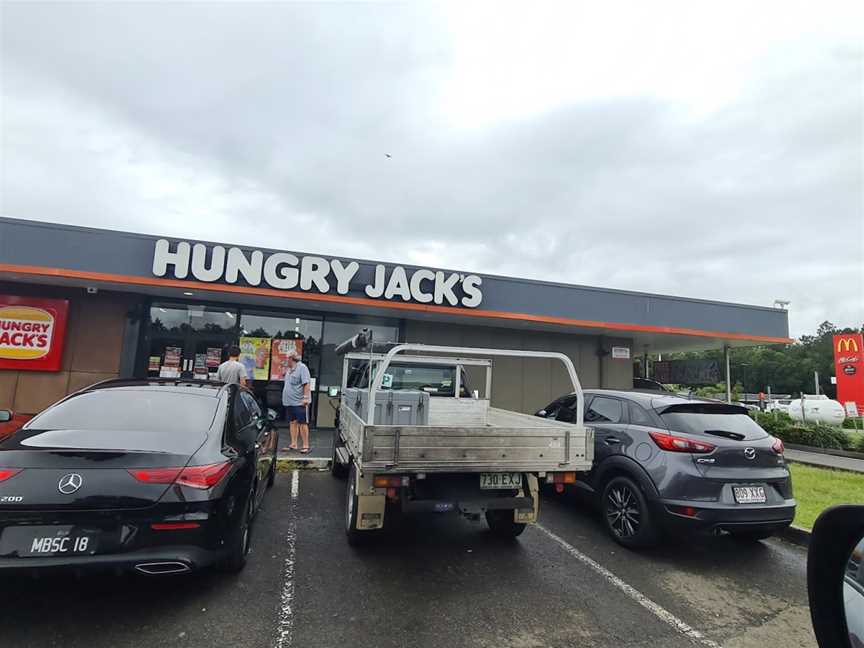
[[270, 338, 304, 381], [206, 347, 222, 368], [193, 353, 208, 379], [239, 337, 271, 381], [163, 346, 182, 368]]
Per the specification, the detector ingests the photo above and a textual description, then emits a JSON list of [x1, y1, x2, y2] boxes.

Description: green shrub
[[772, 424, 849, 450], [752, 411, 793, 437], [843, 417, 864, 431]]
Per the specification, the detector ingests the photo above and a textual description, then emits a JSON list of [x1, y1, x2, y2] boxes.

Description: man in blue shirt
[[282, 351, 312, 453]]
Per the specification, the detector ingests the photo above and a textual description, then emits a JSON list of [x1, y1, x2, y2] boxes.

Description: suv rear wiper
[[703, 429, 746, 441]]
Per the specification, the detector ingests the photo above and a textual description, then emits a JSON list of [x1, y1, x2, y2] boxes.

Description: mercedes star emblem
[[744, 447, 757, 461], [58, 473, 84, 495]]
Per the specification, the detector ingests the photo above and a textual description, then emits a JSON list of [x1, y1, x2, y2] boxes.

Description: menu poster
[[239, 337, 271, 381], [193, 353, 208, 379], [148, 356, 161, 372], [270, 339, 304, 381], [163, 346, 183, 368], [206, 347, 222, 368]]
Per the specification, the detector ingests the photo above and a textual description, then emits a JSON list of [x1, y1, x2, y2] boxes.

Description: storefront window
[[143, 301, 398, 429], [150, 304, 237, 334], [147, 304, 239, 380], [236, 311, 322, 381]]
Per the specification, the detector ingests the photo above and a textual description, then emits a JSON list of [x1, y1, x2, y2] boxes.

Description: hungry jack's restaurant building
[[0, 217, 792, 427]]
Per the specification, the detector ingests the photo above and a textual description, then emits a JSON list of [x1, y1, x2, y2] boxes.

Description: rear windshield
[[659, 404, 767, 439], [26, 389, 220, 433], [347, 362, 467, 396]]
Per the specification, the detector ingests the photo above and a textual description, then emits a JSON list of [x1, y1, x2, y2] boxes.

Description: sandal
[[300, 448, 311, 454]]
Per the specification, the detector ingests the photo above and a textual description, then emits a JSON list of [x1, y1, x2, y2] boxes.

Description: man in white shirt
[[216, 346, 247, 387]]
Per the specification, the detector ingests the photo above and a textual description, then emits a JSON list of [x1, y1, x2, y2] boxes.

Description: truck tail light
[[547, 472, 577, 484], [373, 475, 408, 488], [649, 432, 715, 454]]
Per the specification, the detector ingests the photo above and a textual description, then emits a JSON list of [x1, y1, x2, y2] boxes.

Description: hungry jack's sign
[[0, 296, 69, 372], [152, 239, 484, 308]]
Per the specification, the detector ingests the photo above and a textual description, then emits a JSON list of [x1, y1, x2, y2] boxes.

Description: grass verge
[[790, 463, 864, 530]]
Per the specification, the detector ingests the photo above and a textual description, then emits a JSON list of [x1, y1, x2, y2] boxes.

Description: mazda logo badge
[[58, 473, 83, 495], [744, 447, 756, 461]]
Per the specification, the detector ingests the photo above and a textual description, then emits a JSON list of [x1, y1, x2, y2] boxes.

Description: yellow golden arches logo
[[837, 337, 860, 353], [0, 306, 55, 360]]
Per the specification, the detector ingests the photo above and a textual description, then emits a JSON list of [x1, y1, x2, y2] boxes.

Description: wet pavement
[[0, 471, 815, 648]]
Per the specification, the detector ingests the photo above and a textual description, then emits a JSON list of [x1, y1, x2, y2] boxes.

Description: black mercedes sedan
[[0, 379, 278, 574]]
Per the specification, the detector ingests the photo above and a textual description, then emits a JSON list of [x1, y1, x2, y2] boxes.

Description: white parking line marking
[[534, 524, 722, 648], [275, 470, 300, 648]]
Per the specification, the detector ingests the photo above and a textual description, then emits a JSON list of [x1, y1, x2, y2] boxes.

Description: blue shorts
[[285, 405, 308, 424]]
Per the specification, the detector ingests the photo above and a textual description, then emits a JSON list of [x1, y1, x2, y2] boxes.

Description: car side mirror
[[0, 410, 11, 423], [266, 408, 278, 422], [808, 505, 864, 648]]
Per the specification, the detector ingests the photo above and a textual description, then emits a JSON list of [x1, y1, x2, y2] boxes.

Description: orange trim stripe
[[0, 263, 793, 344]]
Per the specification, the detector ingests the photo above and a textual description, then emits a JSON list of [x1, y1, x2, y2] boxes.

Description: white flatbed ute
[[330, 333, 594, 543]]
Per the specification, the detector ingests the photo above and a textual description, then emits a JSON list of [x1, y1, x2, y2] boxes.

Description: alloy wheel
[[606, 484, 641, 538]]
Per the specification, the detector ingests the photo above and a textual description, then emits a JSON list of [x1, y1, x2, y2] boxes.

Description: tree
[[663, 321, 864, 396]]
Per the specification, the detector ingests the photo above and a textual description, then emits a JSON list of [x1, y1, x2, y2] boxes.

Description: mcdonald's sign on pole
[[833, 333, 864, 414]]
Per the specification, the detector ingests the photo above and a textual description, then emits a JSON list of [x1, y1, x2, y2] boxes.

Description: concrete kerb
[[277, 457, 329, 471]]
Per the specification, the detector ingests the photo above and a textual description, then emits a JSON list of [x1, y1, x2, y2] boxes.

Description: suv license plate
[[480, 472, 522, 489], [733, 486, 767, 504]]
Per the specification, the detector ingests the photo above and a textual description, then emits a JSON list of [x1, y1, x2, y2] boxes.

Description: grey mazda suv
[[536, 389, 796, 549]]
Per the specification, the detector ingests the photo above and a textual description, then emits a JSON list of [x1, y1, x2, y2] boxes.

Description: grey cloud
[[1, 2, 862, 336]]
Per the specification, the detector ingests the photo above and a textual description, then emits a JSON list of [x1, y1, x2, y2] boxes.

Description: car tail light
[[0, 468, 21, 483], [127, 462, 231, 490], [668, 505, 699, 518], [373, 475, 408, 488], [175, 463, 233, 489], [649, 431, 715, 454], [771, 437, 785, 455], [127, 468, 183, 484]]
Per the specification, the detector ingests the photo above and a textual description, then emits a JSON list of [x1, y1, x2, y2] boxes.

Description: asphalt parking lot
[[0, 470, 816, 648]]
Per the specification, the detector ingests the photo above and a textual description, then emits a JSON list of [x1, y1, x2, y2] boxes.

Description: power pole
[[724, 345, 732, 404]]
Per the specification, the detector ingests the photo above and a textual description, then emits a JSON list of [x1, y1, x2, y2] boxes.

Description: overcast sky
[[1, 1, 862, 337]]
